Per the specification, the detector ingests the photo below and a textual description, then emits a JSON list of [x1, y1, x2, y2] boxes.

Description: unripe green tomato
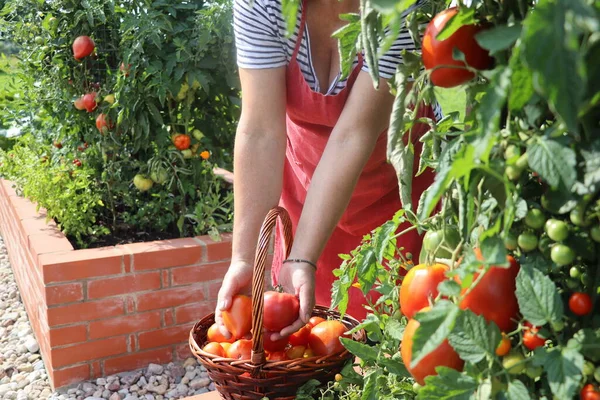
[[551, 244, 575, 266], [545, 219, 569, 242], [525, 364, 543, 379], [412, 382, 422, 392], [525, 209, 546, 230], [34, 36, 44, 45], [584, 361, 595, 377], [538, 235, 552, 257], [505, 145, 520, 161], [566, 278, 580, 290], [570, 206, 591, 227], [505, 231, 518, 251], [570, 266, 582, 279], [551, 319, 565, 332], [503, 352, 526, 375], [518, 231, 539, 252], [581, 272, 593, 287], [541, 194, 552, 211], [591, 226, 600, 243], [594, 366, 600, 383], [515, 153, 529, 170], [506, 165, 522, 181]]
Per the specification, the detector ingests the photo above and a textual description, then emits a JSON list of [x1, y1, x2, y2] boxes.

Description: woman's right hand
[[215, 260, 254, 338]]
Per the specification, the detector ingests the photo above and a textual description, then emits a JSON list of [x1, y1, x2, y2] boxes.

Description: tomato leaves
[[416, 367, 478, 400], [448, 310, 501, 364], [515, 263, 564, 326], [507, 380, 531, 400], [535, 347, 584, 399], [570, 329, 600, 362], [527, 137, 577, 191]]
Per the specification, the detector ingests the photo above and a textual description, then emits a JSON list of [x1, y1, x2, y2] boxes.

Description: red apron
[[271, 2, 436, 320]]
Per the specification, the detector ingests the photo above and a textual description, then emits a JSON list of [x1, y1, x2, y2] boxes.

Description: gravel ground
[[0, 236, 215, 400]]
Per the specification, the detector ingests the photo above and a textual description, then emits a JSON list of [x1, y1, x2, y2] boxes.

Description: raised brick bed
[[0, 178, 247, 390]]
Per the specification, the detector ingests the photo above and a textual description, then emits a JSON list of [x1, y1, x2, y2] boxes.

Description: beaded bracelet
[[282, 258, 317, 270]]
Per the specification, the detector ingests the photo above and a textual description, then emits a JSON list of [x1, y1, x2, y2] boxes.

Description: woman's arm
[[216, 67, 287, 337]]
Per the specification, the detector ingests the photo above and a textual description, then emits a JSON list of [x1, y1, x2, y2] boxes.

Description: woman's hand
[[271, 261, 316, 340], [215, 260, 254, 338]]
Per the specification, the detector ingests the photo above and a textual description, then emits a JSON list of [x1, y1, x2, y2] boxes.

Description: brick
[[175, 302, 216, 325], [171, 262, 229, 286], [196, 234, 232, 262], [161, 270, 169, 287], [126, 297, 135, 314], [121, 238, 202, 271], [207, 280, 223, 300], [19, 216, 58, 236], [51, 337, 127, 368], [87, 272, 161, 299], [89, 311, 161, 340], [9, 194, 46, 222], [28, 233, 74, 258], [48, 298, 124, 327], [1, 179, 18, 197], [136, 285, 204, 312], [40, 247, 124, 284], [51, 364, 90, 389], [46, 283, 84, 306], [91, 361, 102, 379], [103, 347, 173, 376], [164, 309, 175, 326], [49, 325, 87, 347], [138, 324, 193, 350]]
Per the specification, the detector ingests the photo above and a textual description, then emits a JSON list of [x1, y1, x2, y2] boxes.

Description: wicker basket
[[189, 206, 366, 400]]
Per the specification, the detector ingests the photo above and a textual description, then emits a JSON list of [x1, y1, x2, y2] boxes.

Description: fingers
[[298, 279, 315, 323], [275, 318, 307, 339], [215, 275, 238, 338]]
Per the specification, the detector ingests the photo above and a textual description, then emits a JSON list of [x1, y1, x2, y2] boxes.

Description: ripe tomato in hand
[[523, 323, 546, 350], [263, 291, 300, 332], [286, 345, 306, 359], [422, 8, 493, 88], [581, 384, 600, 400], [72, 36, 95, 60], [227, 339, 252, 360], [289, 325, 311, 346], [569, 292, 593, 316], [207, 323, 234, 343], [400, 263, 449, 319], [401, 314, 464, 385], [202, 342, 225, 357], [308, 317, 325, 328], [457, 250, 520, 332], [308, 320, 347, 356], [222, 295, 252, 339], [263, 332, 289, 352]]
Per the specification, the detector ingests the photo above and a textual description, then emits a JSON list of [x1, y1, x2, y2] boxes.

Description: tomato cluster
[[201, 294, 351, 362]]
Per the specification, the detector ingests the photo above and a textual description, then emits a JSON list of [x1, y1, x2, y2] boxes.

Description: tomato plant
[[399, 262, 448, 319], [569, 292, 593, 316], [263, 291, 300, 332]]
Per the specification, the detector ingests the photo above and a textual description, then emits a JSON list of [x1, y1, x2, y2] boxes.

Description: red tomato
[[422, 8, 493, 88], [72, 159, 82, 167], [289, 325, 311, 346], [308, 320, 347, 356], [72, 36, 95, 60], [495, 333, 511, 356], [522, 323, 546, 350], [221, 295, 252, 339], [581, 384, 600, 400], [400, 314, 464, 385], [202, 342, 225, 357], [286, 345, 306, 359], [569, 292, 593, 316], [82, 93, 97, 113], [207, 323, 234, 344], [308, 317, 325, 328], [53, 141, 62, 149], [226, 339, 252, 360], [457, 250, 520, 332], [267, 351, 288, 361], [96, 113, 112, 134], [220, 343, 231, 353], [263, 291, 300, 332], [263, 332, 289, 352], [400, 263, 449, 319], [73, 97, 85, 111], [172, 134, 191, 151]]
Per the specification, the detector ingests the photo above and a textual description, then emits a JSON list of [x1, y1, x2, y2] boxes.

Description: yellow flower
[[200, 151, 210, 160]]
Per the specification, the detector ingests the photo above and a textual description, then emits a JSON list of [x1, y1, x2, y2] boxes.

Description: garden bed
[[0, 177, 259, 390]]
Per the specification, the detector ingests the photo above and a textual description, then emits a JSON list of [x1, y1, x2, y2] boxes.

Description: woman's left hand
[[270, 261, 316, 340]]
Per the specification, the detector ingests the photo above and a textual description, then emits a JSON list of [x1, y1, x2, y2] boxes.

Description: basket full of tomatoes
[[189, 207, 366, 400]]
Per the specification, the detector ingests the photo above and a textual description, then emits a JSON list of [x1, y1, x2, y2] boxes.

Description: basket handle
[[250, 206, 294, 366]]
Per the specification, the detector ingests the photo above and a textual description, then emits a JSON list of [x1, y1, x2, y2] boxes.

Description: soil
[[73, 228, 182, 249]]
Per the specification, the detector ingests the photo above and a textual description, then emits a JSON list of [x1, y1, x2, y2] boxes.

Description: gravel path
[[0, 236, 215, 400]]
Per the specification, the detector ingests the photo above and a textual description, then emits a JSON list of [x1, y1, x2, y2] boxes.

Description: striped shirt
[[233, 0, 442, 119]]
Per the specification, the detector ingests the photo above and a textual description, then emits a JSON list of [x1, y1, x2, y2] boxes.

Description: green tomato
[[515, 153, 529, 170], [504, 145, 520, 161], [518, 231, 539, 252], [525, 364, 543, 379], [584, 361, 595, 377], [34, 36, 44, 45], [503, 351, 526, 375], [545, 219, 569, 242], [570, 206, 591, 227], [538, 235, 552, 257], [551, 319, 565, 332], [412, 382, 422, 392], [594, 366, 600, 383], [505, 231, 518, 251], [551, 244, 575, 266], [590, 226, 600, 243], [566, 278, 580, 290], [422, 227, 461, 258], [506, 165, 522, 181], [581, 272, 593, 287], [569, 266, 582, 279], [525, 209, 546, 230]]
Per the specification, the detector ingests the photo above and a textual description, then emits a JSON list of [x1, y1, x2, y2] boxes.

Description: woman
[[216, 0, 441, 339]]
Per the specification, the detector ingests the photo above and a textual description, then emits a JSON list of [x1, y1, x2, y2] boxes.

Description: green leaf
[[476, 24, 522, 55], [371, 0, 417, 14], [515, 263, 564, 327], [374, 218, 400, 263], [417, 367, 478, 400], [527, 137, 577, 190], [570, 329, 600, 362], [435, 9, 476, 41], [479, 237, 508, 267], [537, 347, 584, 399], [508, 42, 535, 111], [340, 337, 378, 362], [362, 368, 381, 400], [380, 357, 410, 377], [332, 15, 361, 80], [438, 280, 461, 297], [384, 318, 404, 341], [357, 248, 378, 295], [507, 380, 531, 400], [448, 310, 501, 363], [411, 301, 460, 368], [521, 0, 583, 132]]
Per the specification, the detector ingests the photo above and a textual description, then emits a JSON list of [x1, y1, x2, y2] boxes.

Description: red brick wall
[[0, 179, 276, 389]]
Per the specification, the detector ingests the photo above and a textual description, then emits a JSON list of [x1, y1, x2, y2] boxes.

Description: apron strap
[[291, 0, 308, 61]]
